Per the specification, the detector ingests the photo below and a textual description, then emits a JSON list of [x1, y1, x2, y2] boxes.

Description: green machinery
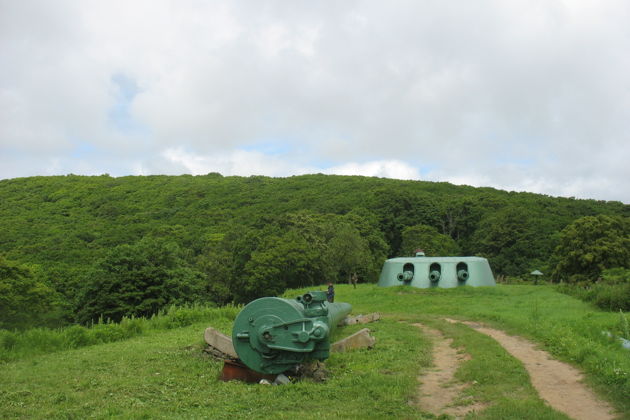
[[232, 291, 352, 374]]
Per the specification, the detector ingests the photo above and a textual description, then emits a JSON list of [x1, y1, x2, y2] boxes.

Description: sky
[[1, 1, 629, 203]]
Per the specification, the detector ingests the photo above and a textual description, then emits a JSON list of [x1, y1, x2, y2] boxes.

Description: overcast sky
[[1, 1, 629, 203]]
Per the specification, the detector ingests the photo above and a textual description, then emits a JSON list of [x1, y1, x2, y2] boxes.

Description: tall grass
[[0, 304, 240, 362], [555, 268, 630, 312]]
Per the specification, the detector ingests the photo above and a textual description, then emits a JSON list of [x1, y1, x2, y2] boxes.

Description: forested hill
[[1, 174, 628, 328]]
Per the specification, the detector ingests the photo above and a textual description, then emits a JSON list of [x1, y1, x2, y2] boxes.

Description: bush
[[91, 323, 128, 343], [592, 283, 630, 312], [556, 268, 630, 311], [63, 325, 92, 348], [120, 316, 144, 337], [20, 328, 65, 354], [0, 330, 17, 350], [617, 311, 630, 340]]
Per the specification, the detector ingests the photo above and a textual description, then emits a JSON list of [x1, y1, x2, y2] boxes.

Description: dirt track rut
[[413, 324, 486, 418], [444, 318, 617, 420]]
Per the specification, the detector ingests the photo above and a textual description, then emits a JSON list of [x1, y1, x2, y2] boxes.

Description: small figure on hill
[[351, 273, 358, 289], [326, 283, 335, 303]]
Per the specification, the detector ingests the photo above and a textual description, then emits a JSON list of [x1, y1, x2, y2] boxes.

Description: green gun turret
[[232, 291, 352, 374]]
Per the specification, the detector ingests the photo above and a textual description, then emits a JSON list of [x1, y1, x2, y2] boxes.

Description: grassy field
[[1, 284, 628, 419]]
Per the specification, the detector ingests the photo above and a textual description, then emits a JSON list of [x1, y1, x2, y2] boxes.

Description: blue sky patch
[[71, 141, 98, 159], [242, 139, 296, 156], [108, 73, 149, 135]]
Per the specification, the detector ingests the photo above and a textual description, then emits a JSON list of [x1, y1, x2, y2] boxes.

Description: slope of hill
[[1, 174, 626, 268], [1, 174, 628, 327]]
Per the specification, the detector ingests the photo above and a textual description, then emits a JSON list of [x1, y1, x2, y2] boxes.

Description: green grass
[[289, 284, 630, 417], [1, 284, 629, 419], [0, 304, 240, 362], [0, 319, 427, 419]]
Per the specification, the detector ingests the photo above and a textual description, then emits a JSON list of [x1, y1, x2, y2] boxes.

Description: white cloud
[[325, 161, 421, 180], [1, 0, 630, 202], [161, 147, 310, 177], [160, 147, 421, 182]]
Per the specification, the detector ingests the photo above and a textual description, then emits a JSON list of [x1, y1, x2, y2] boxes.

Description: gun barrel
[[429, 270, 441, 282], [397, 270, 414, 282]]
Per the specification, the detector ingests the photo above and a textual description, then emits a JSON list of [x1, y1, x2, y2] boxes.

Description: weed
[[63, 325, 91, 348], [530, 298, 540, 322], [619, 310, 629, 340], [0, 330, 17, 351], [0, 304, 241, 362]]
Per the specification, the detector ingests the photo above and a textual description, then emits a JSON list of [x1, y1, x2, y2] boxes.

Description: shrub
[[592, 284, 630, 312], [91, 323, 127, 343], [556, 268, 630, 312], [120, 316, 144, 337], [0, 330, 17, 350], [618, 310, 630, 340], [63, 325, 92, 348], [20, 328, 65, 354]]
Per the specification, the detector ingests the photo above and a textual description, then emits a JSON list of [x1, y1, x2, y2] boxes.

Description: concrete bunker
[[378, 256, 495, 288]]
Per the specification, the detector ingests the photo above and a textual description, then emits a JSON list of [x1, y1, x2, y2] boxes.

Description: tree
[[196, 234, 235, 305], [370, 189, 441, 256], [470, 206, 556, 276], [76, 237, 207, 324], [342, 208, 388, 282], [439, 197, 485, 243], [325, 223, 371, 282], [400, 224, 460, 257], [0, 257, 58, 329], [551, 215, 630, 282], [238, 230, 322, 302]]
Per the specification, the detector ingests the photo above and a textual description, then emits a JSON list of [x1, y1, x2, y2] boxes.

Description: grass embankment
[[1, 285, 629, 419]]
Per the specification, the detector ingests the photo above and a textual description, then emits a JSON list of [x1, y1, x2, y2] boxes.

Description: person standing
[[351, 273, 358, 289], [326, 283, 335, 303]]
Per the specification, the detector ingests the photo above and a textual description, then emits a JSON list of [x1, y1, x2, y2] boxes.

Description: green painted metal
[[378, 256, 496, 288], [232, 291, 352, 374], [397, 270, 414, 282]]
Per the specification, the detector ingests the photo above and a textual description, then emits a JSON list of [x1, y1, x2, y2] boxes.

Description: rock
[[273, 373, 291, 385], [331, 328, 376, 353], [340, 313, 381, 326], [296, 360, 330, 382], [204, 327, 238, 359]]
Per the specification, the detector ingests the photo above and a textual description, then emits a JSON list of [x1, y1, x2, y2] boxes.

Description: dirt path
[[412, 324, 486, 418], [444, 318, 617, 420]]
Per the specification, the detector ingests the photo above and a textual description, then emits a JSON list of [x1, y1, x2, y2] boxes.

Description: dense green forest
[[1, 174, 629, 329]]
